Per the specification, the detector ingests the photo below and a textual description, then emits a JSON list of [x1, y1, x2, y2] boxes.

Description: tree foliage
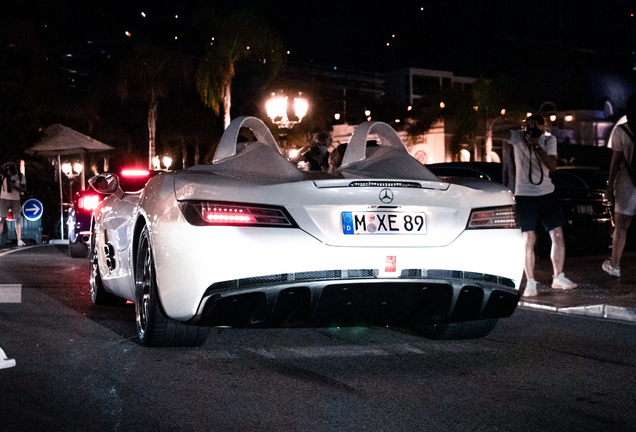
[[406, 78, 528, 160], [194, 6, 286, 128]]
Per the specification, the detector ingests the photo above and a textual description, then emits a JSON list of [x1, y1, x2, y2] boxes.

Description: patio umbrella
[[25, 124, 115, 240]]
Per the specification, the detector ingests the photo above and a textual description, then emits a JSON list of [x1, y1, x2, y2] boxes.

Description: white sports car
[[89, 116, 524, 347]]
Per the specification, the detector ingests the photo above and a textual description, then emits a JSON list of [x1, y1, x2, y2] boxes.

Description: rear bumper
[[152, 220, 525, 320], [191, 270, 520, 328]]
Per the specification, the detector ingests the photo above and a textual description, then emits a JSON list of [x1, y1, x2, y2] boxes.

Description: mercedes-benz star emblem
[[379, 188, 394, 204]]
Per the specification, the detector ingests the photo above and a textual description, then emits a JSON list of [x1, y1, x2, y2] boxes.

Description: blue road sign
[[22, 198, 43, 222]]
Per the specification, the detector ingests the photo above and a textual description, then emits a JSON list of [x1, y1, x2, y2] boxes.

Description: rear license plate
[[342, 211, 427, 235]]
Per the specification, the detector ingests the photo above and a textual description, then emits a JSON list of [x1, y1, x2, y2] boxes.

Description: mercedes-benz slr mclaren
[[89, 117, 524, 347]]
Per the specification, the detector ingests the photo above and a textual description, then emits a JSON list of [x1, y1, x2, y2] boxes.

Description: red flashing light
[[121, 169, 150, 177]]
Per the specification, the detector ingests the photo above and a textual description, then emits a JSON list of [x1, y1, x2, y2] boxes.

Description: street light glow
[[294, 98, 308, 120], [266, 95, 287, 120], [266, 92, 308, 129]]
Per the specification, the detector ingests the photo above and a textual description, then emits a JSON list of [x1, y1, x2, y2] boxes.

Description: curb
[[519, 301, 636, 324]]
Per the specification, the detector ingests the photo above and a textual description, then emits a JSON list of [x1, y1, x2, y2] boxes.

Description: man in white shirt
[[507, 115, 577, 296], [0, 162, 27, 246]]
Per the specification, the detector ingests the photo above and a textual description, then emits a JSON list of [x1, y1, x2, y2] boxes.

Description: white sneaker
[[552, 273, 577, 290], [523, 279, 538, 297], [17, 240, 25, 247], [602, 260, 621, 277], [0, 348, 16, 370]]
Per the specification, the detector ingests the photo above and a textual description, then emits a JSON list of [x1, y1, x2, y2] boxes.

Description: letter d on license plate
[[342, 211, 427, 235]]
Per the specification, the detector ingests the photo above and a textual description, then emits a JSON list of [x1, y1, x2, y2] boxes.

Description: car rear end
[[147, 172, 525, 332]]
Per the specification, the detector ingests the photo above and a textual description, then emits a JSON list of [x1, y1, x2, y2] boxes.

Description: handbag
[[618, 124, 636, 187]]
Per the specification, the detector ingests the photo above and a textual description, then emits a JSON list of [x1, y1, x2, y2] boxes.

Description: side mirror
[[88, 173, 124, 199]]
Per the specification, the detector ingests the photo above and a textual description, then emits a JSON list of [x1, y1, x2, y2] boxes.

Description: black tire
[[69, 239, 88, 258], [89, 228, 127, 306], [134, 226, 209, 347], [414, 319, 498, 340]]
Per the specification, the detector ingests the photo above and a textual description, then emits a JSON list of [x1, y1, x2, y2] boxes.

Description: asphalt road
[[0, 245, 635, 432]]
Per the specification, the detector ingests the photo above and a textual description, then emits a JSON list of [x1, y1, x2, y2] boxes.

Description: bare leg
[[15, 218, 22, 244], [549, 226, 566, 276], [611, 212, 633, 269], [523, 231, 537, 281]]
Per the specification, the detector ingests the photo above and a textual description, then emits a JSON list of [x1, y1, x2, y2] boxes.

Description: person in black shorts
[[504, 114, 577, 296]]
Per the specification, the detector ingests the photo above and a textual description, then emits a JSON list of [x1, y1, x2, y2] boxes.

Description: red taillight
[[78, 195, 102, 211], [466, 206, 517, 229], [121, 169, 150, 178], [179, 201, 295, 227], [203, 210, 257, 224]]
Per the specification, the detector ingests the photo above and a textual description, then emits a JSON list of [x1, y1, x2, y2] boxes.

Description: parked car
[[68, 169, 158, 258], [426, 162, 613, 254], [88, 117, 524, 347]]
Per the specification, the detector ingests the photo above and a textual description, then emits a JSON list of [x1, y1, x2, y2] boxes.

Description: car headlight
[[466, 205, 517, 229], [178, 201, 296, 227]]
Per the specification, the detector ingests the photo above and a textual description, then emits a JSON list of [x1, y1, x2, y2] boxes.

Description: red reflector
[[121, 169, 150, 177]]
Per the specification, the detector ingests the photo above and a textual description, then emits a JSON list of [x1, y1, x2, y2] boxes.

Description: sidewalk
[[519, 249, 636, 324]]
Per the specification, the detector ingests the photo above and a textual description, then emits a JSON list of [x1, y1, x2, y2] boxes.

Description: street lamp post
[[61, 162, 83, 240], [266, 92, 308, 155]]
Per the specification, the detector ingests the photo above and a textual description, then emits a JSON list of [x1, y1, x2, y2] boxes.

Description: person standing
[[603, 93, 636, 277], [302, 132, 331, 172], [0, 161, 27, 247], [506, 114, 578, 297]]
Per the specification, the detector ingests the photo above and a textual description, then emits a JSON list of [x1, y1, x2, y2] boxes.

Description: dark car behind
[[426, 162, 614, 255]]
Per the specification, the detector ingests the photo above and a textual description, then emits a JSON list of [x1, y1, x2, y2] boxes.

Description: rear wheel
[[134, 226, 209, 347], [414, 319, 498, 340], [69, 239, 88, 258], [89, 228, 126, 306]]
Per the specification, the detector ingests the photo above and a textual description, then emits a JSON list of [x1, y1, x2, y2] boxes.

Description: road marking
[[0, 284, 21, 303], [0, 245, 38, 257]]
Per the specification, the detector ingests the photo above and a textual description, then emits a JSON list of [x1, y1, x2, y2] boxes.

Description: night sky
[[6, 0, 635, 77]]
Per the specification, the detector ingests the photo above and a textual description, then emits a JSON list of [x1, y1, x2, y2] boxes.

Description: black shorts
[[515, 193, 565, 233]]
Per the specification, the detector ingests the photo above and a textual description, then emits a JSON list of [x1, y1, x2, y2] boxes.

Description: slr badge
[[379, 188, 394, 204]]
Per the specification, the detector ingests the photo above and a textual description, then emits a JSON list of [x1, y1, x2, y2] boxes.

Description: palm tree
[[195, 7, 286, 129], [116, 43, 195, 168], [407, 79, 526, 161]]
